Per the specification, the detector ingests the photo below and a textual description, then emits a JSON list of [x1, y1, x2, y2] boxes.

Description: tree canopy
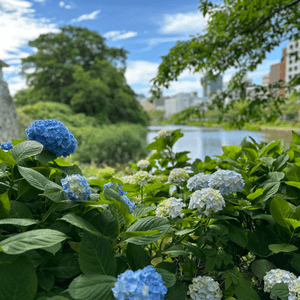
[[18, 25, 149, 126], [150, 0, 300, 128]]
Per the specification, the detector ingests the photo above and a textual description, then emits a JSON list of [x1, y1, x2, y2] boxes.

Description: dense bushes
[[17, 103, 148, 164]]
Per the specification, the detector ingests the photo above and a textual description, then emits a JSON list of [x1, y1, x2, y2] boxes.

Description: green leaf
[[126, 243, 150, 271], [292, 130, 300, 145], [234, 283, 260, 300], [268, 172, 285, 181], [125, 216, 170, 245], [42, 183, 67, 202], [290, 253, 300, 272], [43, 254, 81, 279], [257, 181, 280, 203], [42, 243, 61, 255], [37, 270, 54, 292], [273, 154, 289, 171], [0, 229, 68, 255], [0, 191, 10, 219], [12, 141, 43, 163], [78, 232, 116, 276], [268, 243, 298, 253], [283, 218, 300, 230], [132, 204, 156, 220], [0, 255, 37, 300], [156, 262, 177, 274], [18, 165, 52, 191], [270, 197, 293, 229], [0, 149, 16, 165], [9, 201, 33, 219], [271, 283, 289, 300], [247, 188, 264, 200], [182, 243, 206, 260], [155, 268, 176, 288], [258, 140, 281, 158], [165, 280, 188, 300], [60, 213, 102, 236], [89, 211, 118, 238], [251, 259, 276, 279], [121, 230, 160, 237], [68, 274, 116, 300], [0, 218, 38, 226], [286, 163, 300, 182], [226, 223, 248, 248], [49, 162, 83, 176], [285, 181, 300, 190], [103, 187, 130, 212], [35, 150, 57, 165]]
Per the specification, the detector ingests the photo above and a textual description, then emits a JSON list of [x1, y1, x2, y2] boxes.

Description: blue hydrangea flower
[[209, 170, 245, 196], [61, 174, 91, 201], [187, 173, 211, 191], [25, 119, 77, 157], [122, 195, 136, 213], [0, 141, 13, 151], [112, 265, 167, 300], [104, 182, 128, 196]]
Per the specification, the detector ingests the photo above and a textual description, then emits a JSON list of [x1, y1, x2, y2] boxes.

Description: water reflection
[[147, 125, 267, 161]]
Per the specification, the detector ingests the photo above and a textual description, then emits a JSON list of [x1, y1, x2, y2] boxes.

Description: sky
[[0, 0, 289, 97]]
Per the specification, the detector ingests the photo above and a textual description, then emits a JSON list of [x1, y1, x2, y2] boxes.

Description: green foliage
[[18, 25, 149, 126], [150, 0, 300, 128], [2, 125, 300, 299]]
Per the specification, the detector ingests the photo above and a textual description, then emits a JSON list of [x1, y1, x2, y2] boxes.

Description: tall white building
[[286, 40, 300, 92]]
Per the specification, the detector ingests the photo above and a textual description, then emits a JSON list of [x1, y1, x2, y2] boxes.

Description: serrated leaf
[[155, 268, 176, 288], [0, 218, 38, 226], [120, 230, 160, 237], [251, 259, 276, 279], [126, 243, 150, 271], [0, 229, 68, 255], [60, 213, 102, 236], [268, 243, 298, 253], [78, 232, 116, 276], [132, 204, 156, 220], [12, 141, 43, 163], [247, 188, 264, 200], [68, 274, 116, 300], [0, 149, 16, 165], [0, 255, 37, 300], [35, 150, 57, 165], [271, 283, 289, 300], [125, 216, 170, 245], [165, 280, 188, 300]]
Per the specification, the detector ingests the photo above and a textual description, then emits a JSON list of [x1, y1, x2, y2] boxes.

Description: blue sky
[[1, 0, 288, 97]]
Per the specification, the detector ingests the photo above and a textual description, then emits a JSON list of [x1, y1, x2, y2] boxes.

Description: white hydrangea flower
[[153, 175, 168, 183], [161, 149, 176, 159], [209, 170, 245, 196], [168, 168, 189, 185], [158, 128, 173, 139], [137, 159, 150, 169], [188, 188, 225, 216], [187, 173, 211, 191], [288, 277, 300, 300], [120, 175, 134, 184], [188, 276, 222, 300], [156, 197, 186, 218], [264, 269, 298, 300], [131, 171, 153, 187]]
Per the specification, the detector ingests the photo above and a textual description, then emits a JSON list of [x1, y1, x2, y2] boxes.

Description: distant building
[[269, 47, 286, 97], [201, 75, 223, 101], [154, 97, 166, 111], [286, 40, 300, 93], [135, 93, 155, 112], [262, 73, 270, 87]]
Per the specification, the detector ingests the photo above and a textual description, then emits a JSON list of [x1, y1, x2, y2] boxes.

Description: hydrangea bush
[[1, 122, 300, 300]]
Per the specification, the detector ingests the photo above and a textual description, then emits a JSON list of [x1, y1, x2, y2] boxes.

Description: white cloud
[[6, 77, 27, 96], [65, 5, 71, 9], [0, 0, 59, 95], [59, 1, 64, 7], [33, 0, 46, 2], [125, 61, 159, 85], [103, 30, 137, 41], [159, 11, 208, 35], [71, 10, 100, 23]]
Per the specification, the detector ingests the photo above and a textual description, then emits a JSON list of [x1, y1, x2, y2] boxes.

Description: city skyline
[[1, 0, 289, 97]]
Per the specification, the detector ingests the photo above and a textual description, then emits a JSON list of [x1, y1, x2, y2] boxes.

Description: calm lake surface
[[147, 125, 267, 162]]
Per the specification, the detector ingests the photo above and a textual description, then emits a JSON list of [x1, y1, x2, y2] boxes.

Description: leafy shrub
[[1, 122, 300, 300]]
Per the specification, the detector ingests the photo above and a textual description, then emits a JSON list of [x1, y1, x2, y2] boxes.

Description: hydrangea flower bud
[[154, 175, 169, 183], [0, 141, 13, 151], [188, 276, 222, 300], [156, 197, 186, 218], [131, 171, 153, 187], [25, 119, 77, 157], [61, 174, 91, 201], [209, 170, 244, 195], [168, 168, 189, 185], [187, 173, 211, 191], [158, 128, 173, 139], [137, 159, 150, 169], [188, 188, 225, 216], [112, 265, 167, 300], [264, 269, 298, 300]]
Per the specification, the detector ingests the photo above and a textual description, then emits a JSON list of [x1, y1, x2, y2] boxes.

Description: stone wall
[[0, 80, 20, 144]]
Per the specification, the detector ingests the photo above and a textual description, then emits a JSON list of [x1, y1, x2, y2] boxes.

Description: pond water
[[147, 125, 267, 162]]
